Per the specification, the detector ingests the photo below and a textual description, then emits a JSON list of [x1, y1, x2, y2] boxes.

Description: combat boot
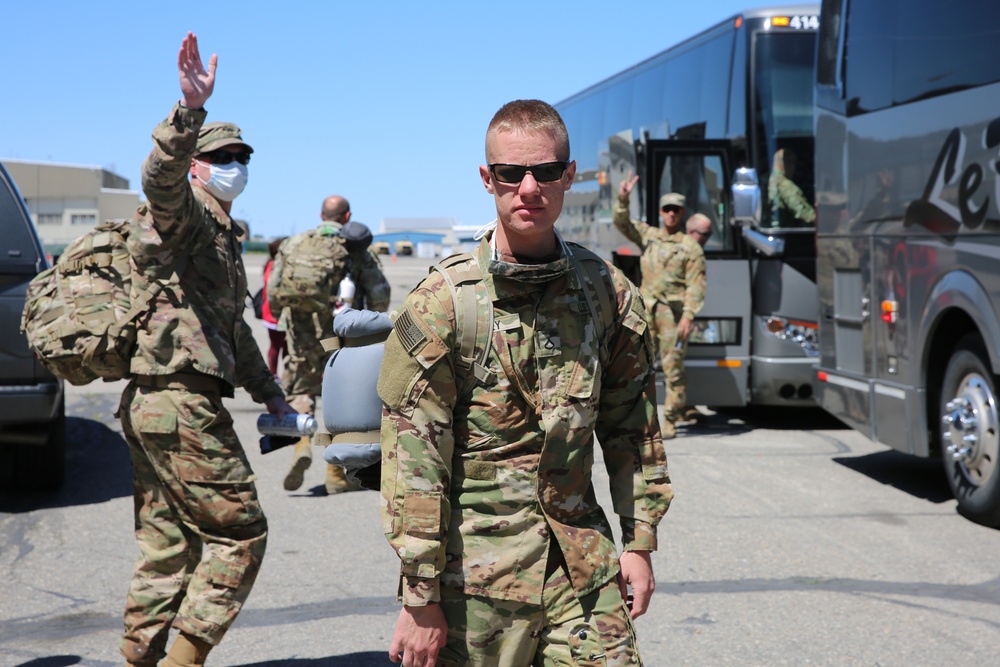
[[682, 407, 706, 425], [283, 436, 313, 491], [162, 632, 212, 667], [325, 463, 361, 495], [661, 419, 677, 440]]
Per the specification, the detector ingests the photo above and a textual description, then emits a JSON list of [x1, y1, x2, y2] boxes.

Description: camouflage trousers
[[117, 382, 268, 665], [436, 567, 642, 666], [283, 314, 332, 413], [650, 300, 687, 423]]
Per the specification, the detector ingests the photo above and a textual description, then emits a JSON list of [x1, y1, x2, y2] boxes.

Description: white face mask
[[195, 160, 248, 201]]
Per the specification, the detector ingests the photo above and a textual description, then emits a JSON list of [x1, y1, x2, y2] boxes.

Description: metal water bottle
[[257, 414, 317, 454], [257, 413, 317, 437]]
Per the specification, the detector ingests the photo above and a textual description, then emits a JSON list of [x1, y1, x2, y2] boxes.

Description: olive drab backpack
[[19, 219, 185, 386], [266, 227, 349, 313]]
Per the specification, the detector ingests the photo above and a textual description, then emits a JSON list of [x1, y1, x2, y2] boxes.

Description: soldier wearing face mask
[[117, 32, 294, 667]]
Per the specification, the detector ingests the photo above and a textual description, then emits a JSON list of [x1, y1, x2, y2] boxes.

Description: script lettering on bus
[[918, 116, 1000, 231]]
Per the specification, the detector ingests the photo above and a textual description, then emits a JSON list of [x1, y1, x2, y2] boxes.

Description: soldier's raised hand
[[619, 171, 640, 199], [178, 32, 217, 110]]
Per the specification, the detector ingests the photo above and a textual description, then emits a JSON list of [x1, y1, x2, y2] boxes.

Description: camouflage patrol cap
[[659, 192, 686, 209], [196, 122, 254, 154]]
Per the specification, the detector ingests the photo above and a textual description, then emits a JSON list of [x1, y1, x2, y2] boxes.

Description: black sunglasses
[[661, 205, 683, 213], [197, 149, 251, 166], [488, 161, 569, 184]]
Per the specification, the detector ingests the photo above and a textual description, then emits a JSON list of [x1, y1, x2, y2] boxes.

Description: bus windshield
[[754, 31, 817, 228]]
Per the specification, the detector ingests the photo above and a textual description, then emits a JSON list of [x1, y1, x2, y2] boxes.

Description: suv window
[[0, 167, 43, 272]]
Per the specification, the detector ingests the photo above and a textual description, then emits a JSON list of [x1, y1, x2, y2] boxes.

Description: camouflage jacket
[[127, 103, 281, 403], [613, 196, 706, 320], [768, 168, 816, 226], [378, 234, 673, 606]]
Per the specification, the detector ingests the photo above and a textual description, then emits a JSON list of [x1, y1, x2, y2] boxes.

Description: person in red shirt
[[262, 237, 288, 380]]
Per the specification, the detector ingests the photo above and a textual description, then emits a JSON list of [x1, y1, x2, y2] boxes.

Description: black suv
[[0, 161, 65, 491]]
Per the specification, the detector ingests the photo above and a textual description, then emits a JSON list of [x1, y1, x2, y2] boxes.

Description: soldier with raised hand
[[378, 99, 673, 666], [769, 148, 816, 227], [268, 196, 390, 495], [118, 32, 293, 667], [615, 173, 706, 439]]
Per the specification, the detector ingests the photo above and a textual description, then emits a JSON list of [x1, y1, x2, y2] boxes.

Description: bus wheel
[[939, 336, 1000, 526]]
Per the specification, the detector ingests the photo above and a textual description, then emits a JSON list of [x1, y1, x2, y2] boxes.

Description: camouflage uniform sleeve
[[683, 240, 706, 320], [235, 317, 283, 403], [377, 276, 456, 605], [613, 195, 646, 248], [778, 175, 817, 224], [355, 249, 391, 312], [140, 103, 207, 238], [596, 270, 673, 551]]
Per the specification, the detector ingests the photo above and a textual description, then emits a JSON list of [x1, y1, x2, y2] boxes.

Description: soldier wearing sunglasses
[[614, 173, 707, 440], [118, 32, 293, 667], [379, 99, 672, 666]]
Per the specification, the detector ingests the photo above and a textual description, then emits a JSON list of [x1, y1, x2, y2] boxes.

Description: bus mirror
[[731, 167, 761, 226], [742, 226, 786, 257]]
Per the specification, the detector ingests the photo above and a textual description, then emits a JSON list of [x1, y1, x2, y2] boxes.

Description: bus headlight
[[762, 317, 819, 356]]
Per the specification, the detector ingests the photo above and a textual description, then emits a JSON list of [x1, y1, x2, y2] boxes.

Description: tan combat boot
[[325, 463, 361, 495], [661, 419, 677, 440], [161, 632, 212, 667], [283, 436, 313, 491]]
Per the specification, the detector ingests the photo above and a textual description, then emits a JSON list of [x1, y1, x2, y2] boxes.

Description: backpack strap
[[431, 253, 496, 394], [566, 244, 618, 350], [321, 328, 391, 353], [107, 255, 190, 340]]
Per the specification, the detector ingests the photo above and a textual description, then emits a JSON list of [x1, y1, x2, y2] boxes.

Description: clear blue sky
[[2, 0, 797, 240]]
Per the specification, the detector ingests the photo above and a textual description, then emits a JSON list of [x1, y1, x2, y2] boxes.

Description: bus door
[[646, 139, 752, 407]]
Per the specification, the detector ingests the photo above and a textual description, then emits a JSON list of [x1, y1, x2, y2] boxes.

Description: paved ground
[[3, 251, 1000, 666]]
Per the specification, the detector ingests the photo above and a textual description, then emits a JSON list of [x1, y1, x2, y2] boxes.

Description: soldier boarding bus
[[812, 0, 1000, 525], [556, 4, 821, 410]]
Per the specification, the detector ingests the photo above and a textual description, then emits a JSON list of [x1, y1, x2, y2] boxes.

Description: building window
[[36, 213, 62, 225], [71, 213, 97, 226]]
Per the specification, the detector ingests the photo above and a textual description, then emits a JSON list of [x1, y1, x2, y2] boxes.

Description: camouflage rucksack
[[266, 227, 349, 312], [20, 220, 182, 386]]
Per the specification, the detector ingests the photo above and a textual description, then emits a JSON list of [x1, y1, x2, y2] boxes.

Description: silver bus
[[813, 0, 1000, 524], [556, 5, 821, 409]]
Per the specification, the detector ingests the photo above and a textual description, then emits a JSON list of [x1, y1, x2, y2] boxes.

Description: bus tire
[[939, 335, 1000, 526]]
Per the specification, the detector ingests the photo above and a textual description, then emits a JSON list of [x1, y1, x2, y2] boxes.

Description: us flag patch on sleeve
[[395, 308, 426, 353]]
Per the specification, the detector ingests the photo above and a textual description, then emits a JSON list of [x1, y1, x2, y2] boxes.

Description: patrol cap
[[341, 221, 374, 253], [196, 122, 254, 154], [659, 192, 686, 209]]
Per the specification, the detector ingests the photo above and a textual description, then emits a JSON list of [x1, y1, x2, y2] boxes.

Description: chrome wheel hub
[[942, 374, 999, 486]]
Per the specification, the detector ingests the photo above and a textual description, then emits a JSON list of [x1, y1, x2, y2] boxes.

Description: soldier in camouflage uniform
[[271, 198, 390, 495], [614, 174, 706, 439], [768, 148, 816, 227], [378, 99, 673, 666], [117, 32, 293, 667]]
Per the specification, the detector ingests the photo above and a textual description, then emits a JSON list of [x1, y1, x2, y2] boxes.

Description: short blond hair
[[485, 99, 570, 163]]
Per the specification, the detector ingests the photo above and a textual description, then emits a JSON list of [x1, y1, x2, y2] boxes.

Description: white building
[[1, 159, 140, 250]]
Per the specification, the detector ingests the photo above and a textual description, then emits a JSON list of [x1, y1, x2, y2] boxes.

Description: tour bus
[[556, 4, 820, 409], [812, 0, 1000, 524]]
